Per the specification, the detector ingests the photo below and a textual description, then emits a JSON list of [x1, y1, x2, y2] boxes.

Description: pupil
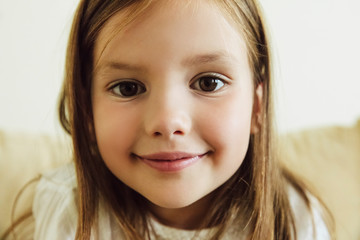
[[200, 78, 217, 91], [120, 82, 138, 96]]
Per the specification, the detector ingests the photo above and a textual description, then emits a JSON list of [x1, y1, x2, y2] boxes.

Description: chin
[[145, 192, 203, 210]]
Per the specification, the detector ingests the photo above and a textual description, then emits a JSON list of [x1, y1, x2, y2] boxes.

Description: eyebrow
[[181, 52, 235, 66], [94, 61, 146, 74], [95, 52, 235, 74]]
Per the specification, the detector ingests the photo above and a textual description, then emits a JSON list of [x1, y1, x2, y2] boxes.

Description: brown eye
[[111, 81, 146, 97], [191, 76, 225, 92]]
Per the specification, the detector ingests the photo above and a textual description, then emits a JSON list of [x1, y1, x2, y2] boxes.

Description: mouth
[[134, 151, 208, 172]]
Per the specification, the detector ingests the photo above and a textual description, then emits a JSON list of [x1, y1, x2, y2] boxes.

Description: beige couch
[[1, 121, 359, 239]]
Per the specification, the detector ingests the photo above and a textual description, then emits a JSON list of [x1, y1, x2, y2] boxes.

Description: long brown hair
[[57, 0, 334, 239]]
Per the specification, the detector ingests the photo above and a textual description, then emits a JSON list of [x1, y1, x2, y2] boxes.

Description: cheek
[[197, 91, 254, 165], [93, 101, 140, 160]]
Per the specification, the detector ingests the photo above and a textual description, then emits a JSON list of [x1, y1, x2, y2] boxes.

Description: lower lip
[[140, 155, 204, 172]]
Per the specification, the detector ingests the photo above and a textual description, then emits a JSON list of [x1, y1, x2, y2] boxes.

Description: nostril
[[152, 130, 183, 137], [153, 132, 161, 136]]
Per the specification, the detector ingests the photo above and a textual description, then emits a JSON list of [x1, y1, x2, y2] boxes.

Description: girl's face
[[92, 0, 261, 226]]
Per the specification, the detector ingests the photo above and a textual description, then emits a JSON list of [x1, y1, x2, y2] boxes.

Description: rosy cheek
[[94, 102, 140, 157], [195, 93, 253, 162]]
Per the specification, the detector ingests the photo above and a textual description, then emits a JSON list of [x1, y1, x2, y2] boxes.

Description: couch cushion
[[279, 120, 360, 240], [0, 131, 71, 234]]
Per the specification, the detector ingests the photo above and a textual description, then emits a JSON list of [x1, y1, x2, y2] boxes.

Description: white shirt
[[32, 163, 330, 240]]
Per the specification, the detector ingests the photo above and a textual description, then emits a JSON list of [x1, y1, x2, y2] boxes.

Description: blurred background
[[0, 0, 359, 135]]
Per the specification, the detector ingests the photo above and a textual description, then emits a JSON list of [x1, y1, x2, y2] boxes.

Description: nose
[[143, 89, 191, 139]]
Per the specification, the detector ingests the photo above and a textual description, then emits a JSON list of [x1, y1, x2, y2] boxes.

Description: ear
[[250, 83, 263, 134]]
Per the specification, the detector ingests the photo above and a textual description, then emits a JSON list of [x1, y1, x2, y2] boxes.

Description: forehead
[[93, 0, 248, 71]]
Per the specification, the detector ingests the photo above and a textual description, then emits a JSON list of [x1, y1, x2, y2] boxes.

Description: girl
[[6, 0, 334, 239]]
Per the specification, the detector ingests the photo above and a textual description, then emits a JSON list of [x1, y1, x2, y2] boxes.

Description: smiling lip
[[136, 152, 207, 172]]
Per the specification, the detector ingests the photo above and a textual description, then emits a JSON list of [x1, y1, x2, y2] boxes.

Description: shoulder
[[32, 163, 125, 239], [33, 163, 77, 240], [288, 185, 331, 240]]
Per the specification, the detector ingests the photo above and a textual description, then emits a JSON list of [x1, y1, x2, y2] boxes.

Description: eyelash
[[108, 73, 228, 98]]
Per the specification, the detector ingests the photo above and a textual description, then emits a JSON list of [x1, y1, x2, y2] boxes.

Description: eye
[[109, 80, 146, 97], [190, 74, 226, 92]]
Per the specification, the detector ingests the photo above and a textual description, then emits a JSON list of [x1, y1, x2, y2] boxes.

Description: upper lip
[[136, 152, 206, 161]]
